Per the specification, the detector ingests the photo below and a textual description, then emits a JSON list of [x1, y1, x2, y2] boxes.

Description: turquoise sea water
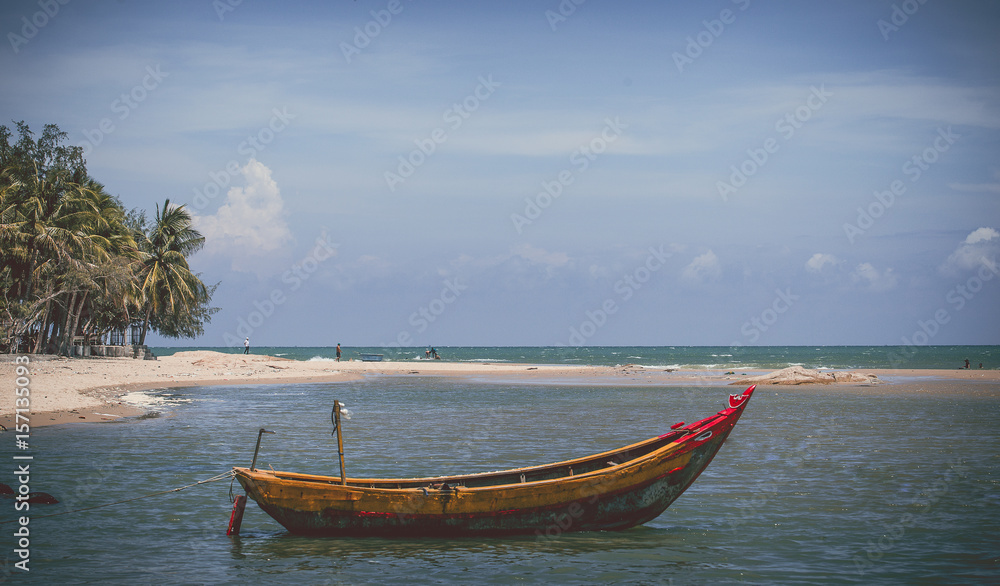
[[2, 348, 999, 583], [154, 345, 1000, 370]]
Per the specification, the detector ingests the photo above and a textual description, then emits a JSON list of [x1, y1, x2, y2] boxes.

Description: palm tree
[[134, 199, 206, 346], [0, 122, 87, 298], [0, 165, 98, 352], [53, 180, 140, 355], [2, 123, 215, 354]]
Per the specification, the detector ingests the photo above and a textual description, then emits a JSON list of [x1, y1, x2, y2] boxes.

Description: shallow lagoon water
[[3, 377, 998, 584]]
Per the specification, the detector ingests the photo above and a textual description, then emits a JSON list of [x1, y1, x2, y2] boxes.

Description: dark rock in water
[[27, 492, 59, 505], [0, 484, 58, 503]]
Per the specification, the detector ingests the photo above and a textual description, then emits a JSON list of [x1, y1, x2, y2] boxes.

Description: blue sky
[[3, 0, 998, 347]]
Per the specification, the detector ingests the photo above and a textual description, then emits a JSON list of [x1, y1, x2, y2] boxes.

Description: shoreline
[[2, 351, 998, 428]]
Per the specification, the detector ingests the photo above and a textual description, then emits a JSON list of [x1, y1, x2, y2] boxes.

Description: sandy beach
[[2, 351, 998, 428]]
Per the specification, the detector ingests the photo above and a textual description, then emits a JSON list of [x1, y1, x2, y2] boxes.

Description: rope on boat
[[0, 469, 236, 524]]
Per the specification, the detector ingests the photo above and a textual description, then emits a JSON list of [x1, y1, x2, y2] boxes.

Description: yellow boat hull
[[234, 386, 755, 536]]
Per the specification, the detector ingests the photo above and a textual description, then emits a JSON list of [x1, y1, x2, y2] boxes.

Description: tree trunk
[[79, 306, 94, 347], [139, 304, 152, 346], [32, 294, 52, 354], [59, 291, 77, 356], [37, 317, 53, 354], [47, 303, 64, 355], [73, 291, 88, 334], [66, 291, 88, 356], [22, 249, 38, 301]]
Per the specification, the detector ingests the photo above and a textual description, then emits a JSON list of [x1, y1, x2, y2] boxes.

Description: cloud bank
[[195, 159, 293, 274]]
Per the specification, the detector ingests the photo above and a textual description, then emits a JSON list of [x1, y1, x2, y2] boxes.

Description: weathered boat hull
[[234, 386, 755, 537]]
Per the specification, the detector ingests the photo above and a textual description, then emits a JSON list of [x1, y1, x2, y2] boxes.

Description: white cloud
[[194, 159, 293, 273], [941, 227, 1000, 274], [965, 227, 1000, 245], [446, 245, 571, 275], [951, 170, 1000, 194], [805, 253, 839, 273], [681, 250, 721, 286], [511, 243, 571, 269], [851, 263, 898, 292], [432, 245, 574, 292], [829, 74, 1000, 130], [589, 264, 611, 279]]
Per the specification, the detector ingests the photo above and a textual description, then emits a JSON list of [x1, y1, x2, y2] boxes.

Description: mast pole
[[334, 400, 347, 485]]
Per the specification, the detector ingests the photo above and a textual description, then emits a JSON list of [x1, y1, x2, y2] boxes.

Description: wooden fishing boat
[[232, 385, 756, 537]]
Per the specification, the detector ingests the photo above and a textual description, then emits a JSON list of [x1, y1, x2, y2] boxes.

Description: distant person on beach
[[336, 344, 341, 362], [244, 337, 250, 355], [964, 358, 970, 369], [431, 347, 440, 360]]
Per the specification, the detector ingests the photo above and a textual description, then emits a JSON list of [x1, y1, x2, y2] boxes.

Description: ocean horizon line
[[148, 344, 998, 371]]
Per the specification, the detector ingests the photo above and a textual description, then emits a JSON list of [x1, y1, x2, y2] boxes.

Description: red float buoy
[[227, 494, 247, 536]]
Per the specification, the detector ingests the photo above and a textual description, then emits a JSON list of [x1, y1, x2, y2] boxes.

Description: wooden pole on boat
[[251, 428, 275, 472], [334, 400, 347, 485], [233, 427, 273, 536]]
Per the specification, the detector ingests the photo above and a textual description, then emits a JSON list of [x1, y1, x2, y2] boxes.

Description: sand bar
[[2, 351, 998, 427]]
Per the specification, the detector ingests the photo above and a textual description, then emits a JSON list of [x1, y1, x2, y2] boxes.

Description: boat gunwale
[[234, 408, 738, 493]]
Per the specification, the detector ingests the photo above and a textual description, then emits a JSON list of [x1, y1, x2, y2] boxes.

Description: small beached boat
[[358, 353, 383, 362], [232, 385, 756, 537]]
